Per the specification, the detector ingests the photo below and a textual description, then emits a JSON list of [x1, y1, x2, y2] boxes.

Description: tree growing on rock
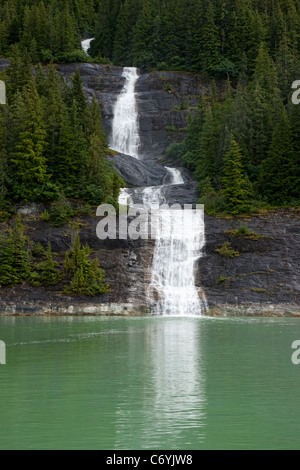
[[64, 232, 110, 296], [222, 139, 252, 214]]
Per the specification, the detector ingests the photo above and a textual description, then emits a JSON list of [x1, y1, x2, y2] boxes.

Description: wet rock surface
[[136, 71, 224, 161], [197, 210, 300, 311], [53, 63, 220, 161], [108, 152, 168, 187]]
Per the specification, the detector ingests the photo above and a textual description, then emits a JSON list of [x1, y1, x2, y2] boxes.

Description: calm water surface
[[0, 315, 299, 450]]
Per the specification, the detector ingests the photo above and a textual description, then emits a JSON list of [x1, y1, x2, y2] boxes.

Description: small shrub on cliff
[[216, 242, 239, 258], [41, 210, 50, 222], [225, 223, 268, 240]]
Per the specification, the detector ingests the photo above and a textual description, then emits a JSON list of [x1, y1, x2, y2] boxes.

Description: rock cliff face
[[0, 60, 299, 315], [55, 63, 216, 161], [198, 210, 300, 314], [0, 207, 299, 316], [136, 70, 215, 161]]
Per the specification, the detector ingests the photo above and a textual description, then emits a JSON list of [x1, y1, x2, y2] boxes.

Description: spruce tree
[[0, 215, 34, 285], [113, 1, 132, 66], [11, 76, 49, 201], [183, 94, 206, 170], [259, 111, 297, 203], [222, 139, 252, 214], [198, 2, 220, 75], [64, 232, 110, 296], [6, 45, 32, 100], [37, 242, 60, 285]]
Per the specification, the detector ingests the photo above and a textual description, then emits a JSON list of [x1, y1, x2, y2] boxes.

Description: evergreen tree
[[36, 242, 60, 285], [185, 0, 203, 71], [183, 94, 206, 170], [132, 0, 156, 69], [194, 83, 223, 183], [0, 109, 8, 207], [89, 0, 122, 59], [64, 232, 110, 295], [222, 139, 252, 214], [259, 111, 298, 203], [198, 2, 220, 75], [0, 215, 34, 285], [6, 45, 32, 100], [11, 76, 49, 201], [113, 0, 132, 66]]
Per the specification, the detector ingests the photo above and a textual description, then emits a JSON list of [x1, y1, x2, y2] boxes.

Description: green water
[[0, 315, 299, 450]]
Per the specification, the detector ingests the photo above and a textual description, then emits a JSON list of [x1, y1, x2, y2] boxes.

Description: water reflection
[[115, 318, 207, 449]]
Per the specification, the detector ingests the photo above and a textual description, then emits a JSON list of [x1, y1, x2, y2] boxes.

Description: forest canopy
[[89, 0, 300, 77], [0, 48, 122, 217], [0, 0, 299, 214]]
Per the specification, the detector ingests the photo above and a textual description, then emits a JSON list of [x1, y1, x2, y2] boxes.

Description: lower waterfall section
[[112, 67, 207, 316], [147, 202, 207, 316]]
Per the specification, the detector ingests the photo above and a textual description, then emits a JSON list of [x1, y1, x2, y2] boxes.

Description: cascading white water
[[118, 188, 133, 207], [81, 38, 94, 54], [110, 67, 140, 158], [165, 167, 184, 185], [113, 67, 207, 316], [146, 168, 207, 316]]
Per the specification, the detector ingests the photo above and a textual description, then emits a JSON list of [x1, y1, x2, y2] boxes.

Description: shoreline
[[0, 302, 299, 317]]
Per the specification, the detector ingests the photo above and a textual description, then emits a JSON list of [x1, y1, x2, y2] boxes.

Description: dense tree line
[[167, 43, 300, 213], [89, 0, 300, 77], [0, 0, 101, 62], [0, 215, 110, 294], [0, 0, 299, 216], [0, 47, 122, 217]]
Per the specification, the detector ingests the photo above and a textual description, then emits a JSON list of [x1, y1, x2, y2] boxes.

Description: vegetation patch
[[236, 270, 275, 277], [0, 56, 123, 214], [250, 288, 270, 294], [225, 223, 271, 240], [218, 276, 233, 283], [63, 232, 110, 296], [0, 216, 110, 296], [215, 242, 239, 258], [163, 82, 175, 94]]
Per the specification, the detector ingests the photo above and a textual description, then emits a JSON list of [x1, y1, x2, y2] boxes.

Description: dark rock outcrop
[[196, 210, 300, 312], [0, 59, 9, 73], [108, 152, 168, 187], [136, 71, 217, 160], [55, 63, 221, 161]]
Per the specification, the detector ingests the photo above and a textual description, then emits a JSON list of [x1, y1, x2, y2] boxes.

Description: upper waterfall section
[[110, 67, 140, 159]]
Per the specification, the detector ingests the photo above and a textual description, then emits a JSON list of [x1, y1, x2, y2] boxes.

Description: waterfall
[[81, 38, 94, 54], [110, 67, 140, 158], [165, 167, 184, 185], [113, 67, 207, 316], [146, 169, 207, 316]]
